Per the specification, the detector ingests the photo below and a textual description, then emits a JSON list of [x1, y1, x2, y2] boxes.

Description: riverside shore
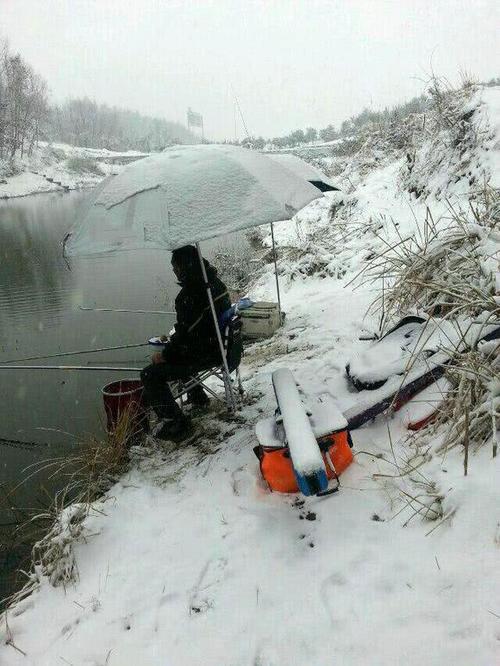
[[0, 142, 147, 199]]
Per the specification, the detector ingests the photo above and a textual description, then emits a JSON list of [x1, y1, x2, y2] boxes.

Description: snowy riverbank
[[1, 85, 499, 665], [0, 142, 147, 199]]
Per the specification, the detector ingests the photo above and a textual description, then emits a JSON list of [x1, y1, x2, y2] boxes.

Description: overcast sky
[[1, 0, 499, 140]]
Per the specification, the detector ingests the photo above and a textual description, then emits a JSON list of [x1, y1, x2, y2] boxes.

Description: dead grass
[[361, 187, 498, 518], [2, 406, 141, 610], [434, 346, 499, 459], [354, 190, 498, 328]]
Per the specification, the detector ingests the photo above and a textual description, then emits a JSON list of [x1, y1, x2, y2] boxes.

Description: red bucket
[[102, 378, 147, 435]]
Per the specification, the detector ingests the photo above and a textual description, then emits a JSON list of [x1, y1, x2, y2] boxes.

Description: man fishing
[[141, 245, 231, 440]]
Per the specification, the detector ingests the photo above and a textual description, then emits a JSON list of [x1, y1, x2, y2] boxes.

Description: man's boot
[[187, 385, 209, 408], [155, 413, 192, 442]]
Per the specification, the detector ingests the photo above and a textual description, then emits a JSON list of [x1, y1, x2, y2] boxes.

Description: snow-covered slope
[[0, 142, 147, 199], [1, 85, 499, 665]]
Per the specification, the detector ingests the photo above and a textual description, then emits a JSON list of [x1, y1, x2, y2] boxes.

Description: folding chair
[[171, 311, 244, 412]]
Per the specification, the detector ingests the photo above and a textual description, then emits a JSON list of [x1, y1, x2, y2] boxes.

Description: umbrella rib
[[103, 184, 160, 210]]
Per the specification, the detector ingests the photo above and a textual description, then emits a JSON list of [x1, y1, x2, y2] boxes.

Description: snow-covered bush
[[0, 156, 22, 179], [31, 503, 88, 587], [312, 79, 493, 203], [435, 342, 499, 459], [373, 195, 499, 320], [366, 191, 499, 463], [4, 501, 90, 610], [42, 145, 67, 162], [212, 241, 258, 294], [400, 79, 492, 199], [65, 155, 104, 176]]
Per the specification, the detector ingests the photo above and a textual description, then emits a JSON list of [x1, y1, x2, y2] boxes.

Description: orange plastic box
[[254, 393, 353, 493]]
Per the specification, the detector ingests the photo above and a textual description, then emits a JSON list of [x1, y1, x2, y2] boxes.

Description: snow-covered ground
[[1, 86, 499, 665], [0, 142, 147, 199]]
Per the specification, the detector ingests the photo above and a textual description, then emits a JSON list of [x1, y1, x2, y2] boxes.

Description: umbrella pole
[[270, 222, 283, 322], [196, 243, 236, 412]]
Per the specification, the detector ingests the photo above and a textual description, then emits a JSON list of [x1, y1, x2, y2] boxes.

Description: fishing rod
[[0, 365, 141, 372], [0, 342, 149, 365], [232, 87, 250, 139], [0, 436, 49, 450], [79, 306, 175, 315]]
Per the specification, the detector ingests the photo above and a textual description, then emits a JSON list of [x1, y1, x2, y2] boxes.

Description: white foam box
[[240, 301, 282, 340]]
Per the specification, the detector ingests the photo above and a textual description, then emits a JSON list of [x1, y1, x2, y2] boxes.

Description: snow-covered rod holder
[[272, 368, 328, 496]]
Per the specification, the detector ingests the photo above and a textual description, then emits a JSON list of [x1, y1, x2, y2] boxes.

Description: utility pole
[[234, 100, 238, 142]]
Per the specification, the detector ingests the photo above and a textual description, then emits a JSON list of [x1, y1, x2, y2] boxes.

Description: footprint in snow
[[291, 498, 318, 522], [189, 557, 228, 615], [298, 533, 315, 548]]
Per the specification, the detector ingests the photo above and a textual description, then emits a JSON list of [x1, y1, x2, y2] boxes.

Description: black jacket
[[165, 262, 231, 359]]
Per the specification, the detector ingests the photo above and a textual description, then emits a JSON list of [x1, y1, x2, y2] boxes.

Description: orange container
[[258, 430, 353, 494]]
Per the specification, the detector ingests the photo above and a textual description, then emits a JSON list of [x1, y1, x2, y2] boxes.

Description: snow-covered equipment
[[346, 316, 426, 391], [239, 301, 282, 340], [265, 153, 340, 192], [346, 316, 500, 394], [65, 145, 323, 256], [64, 145, 324, 412], [272, 368, 327, 496], [254, 369, 352, 496], [345, 349, 450, 431], [344, 322, 500, 431], [399, 377, 452, 431]]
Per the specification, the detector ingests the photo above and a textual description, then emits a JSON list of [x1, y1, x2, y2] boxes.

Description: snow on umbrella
[[265, 152, 339, 192], [65, 144, 324, 256]]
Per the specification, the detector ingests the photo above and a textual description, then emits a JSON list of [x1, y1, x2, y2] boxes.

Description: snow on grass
[[1, 85, 499, 665]]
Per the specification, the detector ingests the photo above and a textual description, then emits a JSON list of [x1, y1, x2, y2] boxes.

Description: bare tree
[[0, 42, 48, 159]]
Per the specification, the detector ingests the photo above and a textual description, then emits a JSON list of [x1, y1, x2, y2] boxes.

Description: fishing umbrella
[[65, 144, 324, 256], [64, 144, 325, 409]]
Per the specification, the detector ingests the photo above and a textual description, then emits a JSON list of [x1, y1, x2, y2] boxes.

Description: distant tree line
[[240, 75, 499, 151], [48, 99, 197, 151], [484, 76, 500, 87], [0, 40, 197, 161], [234, 95, 432, 150]]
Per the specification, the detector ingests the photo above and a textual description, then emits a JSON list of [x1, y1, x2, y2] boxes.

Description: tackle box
[[254, 392, 353, 494], [239, 301, 282, 340]]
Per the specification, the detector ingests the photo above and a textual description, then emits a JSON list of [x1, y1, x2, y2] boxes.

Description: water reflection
[[0, 194, 80, 349]]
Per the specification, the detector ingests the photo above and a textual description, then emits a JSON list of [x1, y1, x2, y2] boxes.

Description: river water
[[0, 189, 241, 604]]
